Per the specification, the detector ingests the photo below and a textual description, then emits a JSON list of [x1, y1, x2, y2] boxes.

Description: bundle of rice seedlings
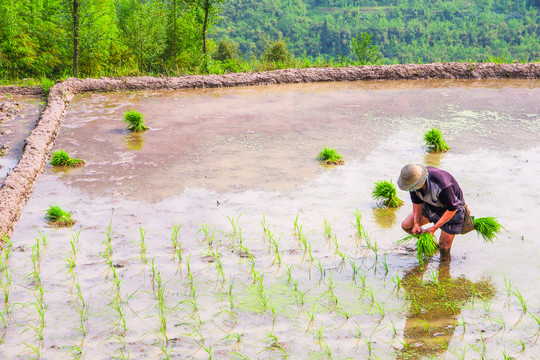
[[423, 127, 451, 152], [397, 233, 438, 265], [317, 146, 344, 165], [50, 149, 85, 167], [473, 217, 504, 243], [45, 205, 76, 227], [123, 109, 148, 133], [372, 180, 403, 208]]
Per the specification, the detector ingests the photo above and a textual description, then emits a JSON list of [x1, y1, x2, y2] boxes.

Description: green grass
[[423, 128, 451, 152], [44, 205, 76, 226], [317, 147, 344, 164], [50, 149, 85, 167], [123, 109, 148, 133], [371, 180, 403, 208], [473, 217, 504, 242], [397, 233, 438, 265]]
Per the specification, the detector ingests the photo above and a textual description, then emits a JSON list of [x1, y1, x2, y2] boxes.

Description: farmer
[[398, 164, 469, 262]]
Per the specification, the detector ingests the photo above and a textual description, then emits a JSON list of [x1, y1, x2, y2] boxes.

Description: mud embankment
[[0, 62, 539, 240]]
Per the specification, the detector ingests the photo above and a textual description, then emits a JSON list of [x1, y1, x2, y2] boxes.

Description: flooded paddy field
[[4, 79, 540, 359], [0, 95, 43, 184]]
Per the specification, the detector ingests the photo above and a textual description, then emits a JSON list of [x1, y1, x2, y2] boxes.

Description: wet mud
[[0, 63, 539, 239]]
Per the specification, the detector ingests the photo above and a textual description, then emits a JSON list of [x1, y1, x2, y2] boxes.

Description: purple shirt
[[410, 167, 464, 211]]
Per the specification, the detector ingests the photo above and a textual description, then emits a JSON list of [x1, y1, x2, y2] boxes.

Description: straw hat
[[397, 164, 428, 191]]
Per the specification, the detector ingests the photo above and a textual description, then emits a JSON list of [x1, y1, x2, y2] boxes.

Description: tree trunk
[[202, 0, 209, 55], [73, 0, 79, 78], [173, 0, 177, 57]]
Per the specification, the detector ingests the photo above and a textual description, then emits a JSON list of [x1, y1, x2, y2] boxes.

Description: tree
[[351, 32, 382, 65], [65, 0, 80, 77]]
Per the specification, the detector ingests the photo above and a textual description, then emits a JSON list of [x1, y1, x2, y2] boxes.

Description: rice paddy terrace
[[0, 64, 539, 359]]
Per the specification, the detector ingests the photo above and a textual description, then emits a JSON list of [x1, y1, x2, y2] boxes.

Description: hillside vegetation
[[214, 0, 539, 63], [0, 0, 538, 82]]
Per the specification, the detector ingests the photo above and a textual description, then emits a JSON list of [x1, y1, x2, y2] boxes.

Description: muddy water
[[0, 95, 43, 183], [4, 79, 540, 359]]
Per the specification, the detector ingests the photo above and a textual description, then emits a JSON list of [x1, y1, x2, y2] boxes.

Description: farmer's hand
[[412, 224, 422, 234], [422, 226, 437, 235]]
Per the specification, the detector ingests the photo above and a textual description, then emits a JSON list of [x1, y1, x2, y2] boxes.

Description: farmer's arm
[[423, 187, 458, 235], [423, 209, 457, 235]]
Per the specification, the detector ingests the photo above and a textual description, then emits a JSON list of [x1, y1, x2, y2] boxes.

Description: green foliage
[[261, 40, 293, 64], [40, 77, 55, 96], [317, 147, 343, 163], [474, 217, 504, 242], [352, 32, 382, 65], [50, 149, 85, 167], [213, 40, 239, 61], [423, 128, 451, 152], [372, 180, 403, 208], [123, 109, 148, 133], [45, 205, 76, 226], [397, 233, 438, 265]]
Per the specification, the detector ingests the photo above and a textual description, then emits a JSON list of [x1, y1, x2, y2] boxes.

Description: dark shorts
[[422, 205, 465, 235]]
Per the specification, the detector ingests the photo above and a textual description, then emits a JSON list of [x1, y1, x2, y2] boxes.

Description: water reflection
[[371, 206, 398, 229], [124, 133, 144, 150], [423, 151, 447, 168], [397, 263, 495, 359]]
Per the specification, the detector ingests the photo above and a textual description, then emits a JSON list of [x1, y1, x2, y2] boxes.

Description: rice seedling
[[510, 285, 527, 312], [473, 217, 504, 242], [352, 209, 368, 239], [170, 223, 182, 250], [322, 219, 332, 238], [123, 109, 148, 132], [423, 127, 451, 152], [381, 254, 389, 273], [528, 311, 540, 330], [259, 333, 289, 358], [139, 227, 148, 264], [372, 179, 403, 208], [226, 214, 242, 243], [261, 212, 270, 237], [397, 233, 438, 265], [44, 205, 76, 226], [50, 149, 85, 168]]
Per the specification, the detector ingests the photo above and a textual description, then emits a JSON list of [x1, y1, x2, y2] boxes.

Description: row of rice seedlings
[[66, 230, 89, 358], [50, 149, 85, 168], [0, 236, 13, 330]]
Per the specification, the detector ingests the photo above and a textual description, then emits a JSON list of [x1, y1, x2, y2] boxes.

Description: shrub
[[261, 40, 292, 64], [213, 40, 239, 61], [124, 109, 148, 132]]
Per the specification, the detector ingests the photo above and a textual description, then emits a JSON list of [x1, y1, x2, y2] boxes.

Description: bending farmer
[[398, 164, 468, 262]]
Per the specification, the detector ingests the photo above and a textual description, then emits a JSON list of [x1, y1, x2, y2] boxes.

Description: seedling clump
[[45, 205, 76, 227], [398, 233, 438, 265], [317, 147, 344, 165], [473, 217, 504, 242], [50, 149, 85, 167], [123, 109, 148, 132], [423, 127, 451, 152], [372, 180, 403, 208]]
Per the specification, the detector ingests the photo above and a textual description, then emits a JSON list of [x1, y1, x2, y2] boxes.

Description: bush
[[261, 40, 292, 64], [213, 40, 239, 61], [351, 32, 382, 65]]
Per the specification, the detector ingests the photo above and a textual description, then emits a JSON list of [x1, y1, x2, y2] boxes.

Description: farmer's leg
[[401, 212, 430, 233], [438, 231, 455, 262]]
